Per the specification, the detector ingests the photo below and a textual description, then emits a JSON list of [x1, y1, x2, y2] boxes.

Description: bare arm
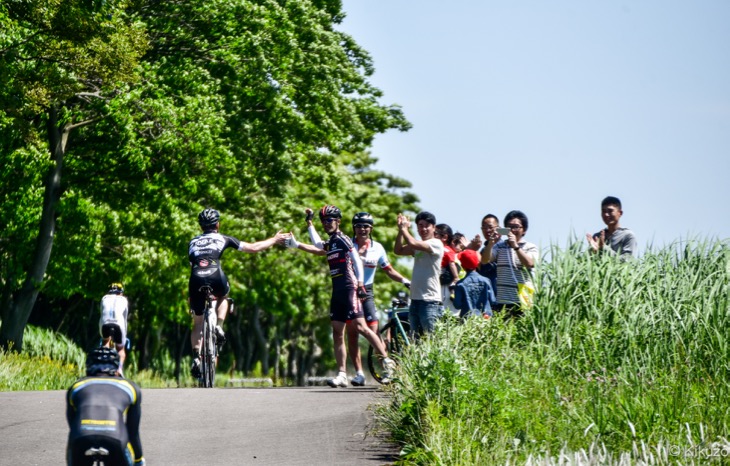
[[240, 231, 286, 253], [296, 242, 327, 256], [383, 265, 409, 284], [393, 213, 413, 256]]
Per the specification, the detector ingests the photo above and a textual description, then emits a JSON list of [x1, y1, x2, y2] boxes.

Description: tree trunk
[[252, 305, 269, 375], [0, 106, 66, 351]]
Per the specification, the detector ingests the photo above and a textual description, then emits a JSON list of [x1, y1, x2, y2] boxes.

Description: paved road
[[0, 386, 399, 465]]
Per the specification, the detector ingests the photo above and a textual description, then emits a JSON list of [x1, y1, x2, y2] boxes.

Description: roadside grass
[[0, 324, 174, 390], [377, 238, 730, 465]]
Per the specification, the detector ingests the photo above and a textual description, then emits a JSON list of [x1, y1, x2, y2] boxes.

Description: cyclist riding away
[[66, 347, 144, 466], [188, 208, 287, 378], [348, 212, 410, 386], [286, 205, 396, 386], [99, 283, 129, 376]]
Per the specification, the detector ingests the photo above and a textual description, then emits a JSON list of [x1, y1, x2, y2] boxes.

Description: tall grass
[[0, 324, 174, 390], [377, 239, 730, 465]]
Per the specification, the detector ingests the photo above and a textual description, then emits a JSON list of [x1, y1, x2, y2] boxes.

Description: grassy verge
[[0, 325, 175, 390], [376, 239, 730, 465]]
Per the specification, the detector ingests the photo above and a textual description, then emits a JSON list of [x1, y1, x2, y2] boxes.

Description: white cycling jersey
[[99, 294, 129, 342]]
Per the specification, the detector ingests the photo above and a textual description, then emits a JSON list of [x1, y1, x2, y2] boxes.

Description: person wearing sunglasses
[[285, 205, 396, 387], [480, 210, 539, 317], [346, 212, 410, 386]]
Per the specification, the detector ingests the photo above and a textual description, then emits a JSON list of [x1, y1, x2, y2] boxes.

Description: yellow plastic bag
[[518, 282, 535, 309]]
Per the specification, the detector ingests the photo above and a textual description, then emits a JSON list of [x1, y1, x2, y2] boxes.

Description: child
[[452, 249, 495, 319]]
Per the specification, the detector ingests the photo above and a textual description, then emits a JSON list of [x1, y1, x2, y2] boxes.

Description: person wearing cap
[[452, 249, 495, 319], [66, 347, 145, 466], [100, 283, 129, 376]]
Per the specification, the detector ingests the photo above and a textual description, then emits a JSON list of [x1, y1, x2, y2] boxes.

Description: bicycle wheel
[[200, 316, 216, 388], [367, 319, 410, 384]]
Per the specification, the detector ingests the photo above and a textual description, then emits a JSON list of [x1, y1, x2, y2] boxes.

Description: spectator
[[452, 232, 468, 280], [453, 249, 495, 319], [467, 214, 500, 290], [435, 223, 460, 316], [586, 196, 637, 259], [481, 210, 539, 317], [394, 212, 444, 336]]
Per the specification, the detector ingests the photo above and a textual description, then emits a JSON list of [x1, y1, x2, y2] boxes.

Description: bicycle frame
[[198, 288, 218, 388]]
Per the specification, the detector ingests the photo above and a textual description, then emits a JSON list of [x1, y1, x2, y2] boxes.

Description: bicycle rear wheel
[[199, 316, 216, 388], [367, 319, 410, 384]]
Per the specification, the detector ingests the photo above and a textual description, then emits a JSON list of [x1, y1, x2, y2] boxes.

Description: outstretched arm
[[240, 231, 287, 253]]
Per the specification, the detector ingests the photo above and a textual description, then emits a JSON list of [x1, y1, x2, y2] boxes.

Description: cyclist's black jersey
[[324, 231, 359, 291], [66, 376, 143, 466], [188, 232, 242, 276], [188, 232, 242, 313]]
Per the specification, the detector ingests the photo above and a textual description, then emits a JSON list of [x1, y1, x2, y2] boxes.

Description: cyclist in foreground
[[66, 347, 144, 466], [189, 208, 287, 378], [286, 205, 396, 386], [99, 282, 129, 376], [348, 212, 410, 386]]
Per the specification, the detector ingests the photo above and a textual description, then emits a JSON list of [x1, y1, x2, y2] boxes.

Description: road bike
[[196, 287, 232, 388], [367, 291, 411, 384]]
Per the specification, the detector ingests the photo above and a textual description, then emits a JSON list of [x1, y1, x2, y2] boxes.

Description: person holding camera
[[480, 210, 539, 317]]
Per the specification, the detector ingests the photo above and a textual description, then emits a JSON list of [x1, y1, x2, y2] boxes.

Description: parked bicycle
[[196, 286, 233, 388], [367, 290, 411, 384]]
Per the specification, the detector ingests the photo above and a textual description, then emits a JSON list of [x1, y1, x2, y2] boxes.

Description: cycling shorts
[[329, 288, 364, 323], [101, 323, 125, 346], [351, 284, 377, 326], [67, 435, 133, 466], [189, 268, 230, 316]]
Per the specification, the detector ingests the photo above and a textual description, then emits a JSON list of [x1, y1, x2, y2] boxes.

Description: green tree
[[0, 0, 148, 350], [2, 0, 413, 384]]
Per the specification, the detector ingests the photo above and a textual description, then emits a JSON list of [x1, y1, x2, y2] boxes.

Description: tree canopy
[[0, 0, 416, 381]]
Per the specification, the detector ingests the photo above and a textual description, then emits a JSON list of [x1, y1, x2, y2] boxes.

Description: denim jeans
[[409, 299, 442, 336]]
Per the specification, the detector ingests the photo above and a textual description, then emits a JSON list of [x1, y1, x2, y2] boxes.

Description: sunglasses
[[354, 224, 371, 229], [321, 218, 338, 224]]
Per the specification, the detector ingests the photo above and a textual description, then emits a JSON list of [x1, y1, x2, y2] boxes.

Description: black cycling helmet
[[198, 208, 220, 228], [319, 205, 342, 220], [108, 282, 124, 295], [86, 346, 120, 376], [352, 212, 374, 227]]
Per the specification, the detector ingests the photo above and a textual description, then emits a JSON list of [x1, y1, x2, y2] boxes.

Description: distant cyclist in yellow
[[66, 347, 144, 466]]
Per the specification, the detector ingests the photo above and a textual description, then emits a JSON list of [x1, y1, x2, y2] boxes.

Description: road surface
[[0, 386, 399, 465]]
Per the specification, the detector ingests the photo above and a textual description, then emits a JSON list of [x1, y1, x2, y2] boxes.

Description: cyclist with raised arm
[[189, 208, 287, 378], [99, 283, 129, 376], [66, 347, 144, 466], [348, 212, 410, 386], [286, 205, 396, 386]]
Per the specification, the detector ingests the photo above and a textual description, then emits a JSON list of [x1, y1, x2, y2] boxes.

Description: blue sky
[[338, 1, 730, 255]]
